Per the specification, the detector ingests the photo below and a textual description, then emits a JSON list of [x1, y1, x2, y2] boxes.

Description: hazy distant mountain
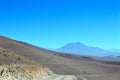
[[107, 49, 120, 58], [56, 42, 120, 57], [108, 49, 120, 53]]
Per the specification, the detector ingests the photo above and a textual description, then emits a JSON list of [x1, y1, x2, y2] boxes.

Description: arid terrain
[[0, 36, 120, 80]]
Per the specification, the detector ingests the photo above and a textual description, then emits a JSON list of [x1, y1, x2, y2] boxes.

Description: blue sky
[[0, 0, 120, 49]]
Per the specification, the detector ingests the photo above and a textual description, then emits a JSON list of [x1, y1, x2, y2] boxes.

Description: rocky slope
[[0, 64, 77, 80], [0, 46, 78, 80]]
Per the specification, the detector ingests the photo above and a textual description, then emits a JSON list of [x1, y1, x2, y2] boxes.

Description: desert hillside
[[0, 36, 120, 80], [0, 39, 77, 80]]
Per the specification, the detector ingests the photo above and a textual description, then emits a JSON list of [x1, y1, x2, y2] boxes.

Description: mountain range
[[108, 49, 120, 53], [56, 42, 120, 57]]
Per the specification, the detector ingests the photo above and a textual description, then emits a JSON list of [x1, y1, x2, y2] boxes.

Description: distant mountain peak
[[62, 42, 87, 48], [56, 42, 120, 57], [70, 42, 86, 45]]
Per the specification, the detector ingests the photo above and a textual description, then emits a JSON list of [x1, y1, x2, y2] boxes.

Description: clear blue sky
[[0, 0, 120, 49]]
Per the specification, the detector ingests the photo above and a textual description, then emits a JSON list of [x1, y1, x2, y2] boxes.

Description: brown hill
[[0, 36, 78, 80], [0, 36, 120, 76]]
